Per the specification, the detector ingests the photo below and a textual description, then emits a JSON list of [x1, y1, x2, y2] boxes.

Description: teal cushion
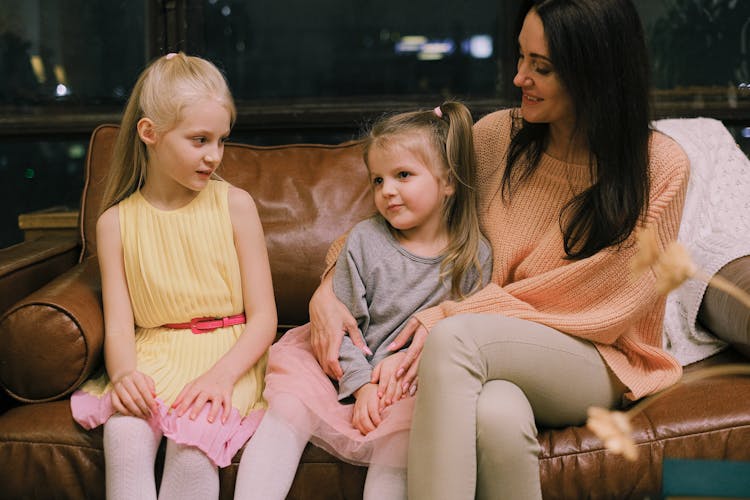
[[662, 458, 750, 498]]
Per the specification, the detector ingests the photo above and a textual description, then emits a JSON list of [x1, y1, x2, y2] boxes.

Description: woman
[[309, 0, 689, 498]]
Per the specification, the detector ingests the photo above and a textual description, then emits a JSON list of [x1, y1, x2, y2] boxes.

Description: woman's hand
[[111, 370, 157, 419], [352, 383, 382, 435], [309, 273, 368, 380], [371, 351, 408, 409], [388, 318, 429, 393], [171, 367, 235, 424]]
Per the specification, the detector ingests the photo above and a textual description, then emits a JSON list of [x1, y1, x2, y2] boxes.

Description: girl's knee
[[165, 441, 216, 470], [266, 393, 314, 435], [269, 392, 307, 413], [104, 414, 158, 441], [103, 415, 162, 463]]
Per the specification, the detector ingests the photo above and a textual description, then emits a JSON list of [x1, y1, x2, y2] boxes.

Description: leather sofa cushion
[[0, 258, 103, 402]]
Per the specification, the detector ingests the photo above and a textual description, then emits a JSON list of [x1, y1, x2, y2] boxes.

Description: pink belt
[[163, 313, 246, 334]]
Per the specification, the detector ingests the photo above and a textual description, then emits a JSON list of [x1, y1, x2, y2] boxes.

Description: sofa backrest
[[80, 124, 376, 328]]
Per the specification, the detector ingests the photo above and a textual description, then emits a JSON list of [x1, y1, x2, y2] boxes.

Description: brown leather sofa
[[1, 124, 749, 500]]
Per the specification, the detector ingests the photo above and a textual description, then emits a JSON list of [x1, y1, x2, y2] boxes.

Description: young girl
[[70, 53, 277, 500], [233, 102, 492, 500]]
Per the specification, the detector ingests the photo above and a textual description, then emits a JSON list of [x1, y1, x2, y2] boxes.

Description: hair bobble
[[433, 106, 443, 118], [165, 52, 177, 60]]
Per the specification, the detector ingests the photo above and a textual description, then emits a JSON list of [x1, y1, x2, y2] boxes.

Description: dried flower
[[587, 365, 750, 461], [586, 407, 637, 461], [652, 243, 697, 295], [631, 225, 696, 295], [589, 227, 750, 460]]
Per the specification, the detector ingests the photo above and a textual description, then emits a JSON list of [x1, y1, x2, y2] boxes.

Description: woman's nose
[[513, 69, 531, 88], [513, 60, 532, 88]]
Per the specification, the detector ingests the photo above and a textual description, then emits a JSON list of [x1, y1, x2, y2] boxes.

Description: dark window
[[188, 0, 503, 100], [0, 0, 144, 108]]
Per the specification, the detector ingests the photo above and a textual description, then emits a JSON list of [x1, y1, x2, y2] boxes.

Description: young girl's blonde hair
[[363, 101, 483, 299], [101, 52, 236, 213]]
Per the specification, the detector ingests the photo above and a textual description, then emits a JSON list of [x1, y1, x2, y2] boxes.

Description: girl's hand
[[111, 370, 157, 419], [388, 318, 429, 393], [371, 352, 407, 409], [309, 274, 367, 380], [352, 383, 382, 435], [171, 368, 235, 424]]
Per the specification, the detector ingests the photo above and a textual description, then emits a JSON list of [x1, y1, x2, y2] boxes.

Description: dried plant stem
[[691, 269, 750, 309], [625, 364, 750, 419]]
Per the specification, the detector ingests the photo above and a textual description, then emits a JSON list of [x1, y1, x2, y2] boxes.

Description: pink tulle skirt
[[71, 391, 264, 468], [263, 323, 415, 468]]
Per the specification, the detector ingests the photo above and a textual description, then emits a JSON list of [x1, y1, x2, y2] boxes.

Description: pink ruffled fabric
[[71, 391, 264, 467], [263, 324, 415, 468]]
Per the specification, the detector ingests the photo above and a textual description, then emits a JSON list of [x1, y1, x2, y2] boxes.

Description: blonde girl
[[70, 53, 276, 500], [234, 102, 492, 500]]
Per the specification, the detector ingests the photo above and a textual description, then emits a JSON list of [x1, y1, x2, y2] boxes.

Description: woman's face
[[513, 9, 575, 132]]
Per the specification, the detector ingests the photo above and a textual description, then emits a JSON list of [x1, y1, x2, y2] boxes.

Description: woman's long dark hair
[[505, 0, 651, 259]]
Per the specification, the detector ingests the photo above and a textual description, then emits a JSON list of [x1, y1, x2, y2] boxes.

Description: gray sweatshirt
[[334, 215, 493, 399]]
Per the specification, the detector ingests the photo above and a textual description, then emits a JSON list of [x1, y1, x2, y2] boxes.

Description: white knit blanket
[[654, 118, 750, 366]]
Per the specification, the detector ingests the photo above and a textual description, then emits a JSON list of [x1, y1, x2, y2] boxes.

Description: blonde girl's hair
[[100, 52, 236, 214], [362, 101, 483, 299]]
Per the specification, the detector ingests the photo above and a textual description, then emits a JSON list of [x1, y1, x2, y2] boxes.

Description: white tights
[[233, 399, 310, 500], [233, 393, 406, 500], [104, 414, 219, 500]]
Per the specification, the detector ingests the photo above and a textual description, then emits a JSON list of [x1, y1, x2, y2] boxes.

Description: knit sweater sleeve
[[320, 233, 348, 280], [415, 128, 690, 350]]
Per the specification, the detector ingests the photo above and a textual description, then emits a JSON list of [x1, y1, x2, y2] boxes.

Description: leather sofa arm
[[698, 255, 750, 359], [0, 257, 103, 403], [0, 235, 80, 316]]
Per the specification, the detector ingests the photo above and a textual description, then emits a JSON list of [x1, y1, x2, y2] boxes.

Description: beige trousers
[[408, 314, 625, 500]]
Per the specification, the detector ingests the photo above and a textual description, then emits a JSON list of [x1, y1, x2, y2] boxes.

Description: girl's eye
[[220, 137, 230, 144], [372, 177, 383, 185], [193, 137, 207, 144], [397, 171, 411, 179]]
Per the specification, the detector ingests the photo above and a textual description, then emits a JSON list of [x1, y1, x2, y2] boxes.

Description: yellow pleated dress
[[71, 180, 267, 467]]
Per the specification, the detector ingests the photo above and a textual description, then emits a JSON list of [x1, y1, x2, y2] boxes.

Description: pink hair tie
[[165, 52, 177, 60], [433, 106, 443, 118]]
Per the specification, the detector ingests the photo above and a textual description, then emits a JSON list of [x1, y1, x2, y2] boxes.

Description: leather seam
[[541, 423, 750, 460]]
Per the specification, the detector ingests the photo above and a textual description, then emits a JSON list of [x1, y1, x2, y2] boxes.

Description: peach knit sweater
[[326, 109, 689, 400], [420, 109, 689, 400]]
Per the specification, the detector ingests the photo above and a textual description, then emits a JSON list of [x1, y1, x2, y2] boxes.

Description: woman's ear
[[137, 118, 158, 145]]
